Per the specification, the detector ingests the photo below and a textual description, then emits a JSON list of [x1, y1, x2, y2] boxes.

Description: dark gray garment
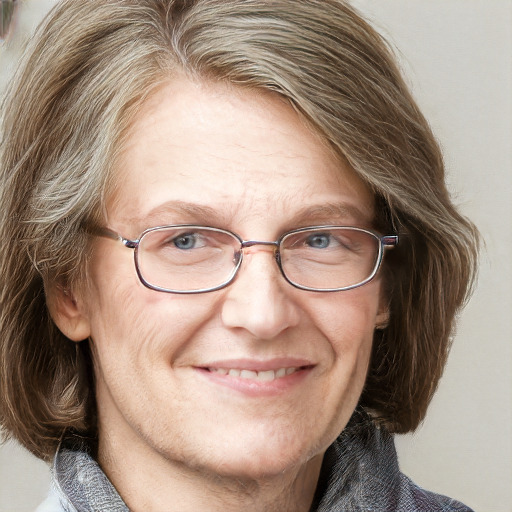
[[40, 410, 474, 512], [312, 410, 474, 511]]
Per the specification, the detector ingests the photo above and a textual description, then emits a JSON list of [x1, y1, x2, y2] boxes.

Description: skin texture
[[50, 78, 389, 512]]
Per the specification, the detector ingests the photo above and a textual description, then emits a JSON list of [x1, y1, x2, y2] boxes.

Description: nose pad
[[233, 249, 243, 266], [221, 249, 301, 340]]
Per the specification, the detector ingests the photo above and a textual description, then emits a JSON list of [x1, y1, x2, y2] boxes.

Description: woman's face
[[61, 78, 388, 481]]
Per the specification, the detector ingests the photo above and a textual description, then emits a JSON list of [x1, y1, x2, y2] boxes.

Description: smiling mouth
[[205, 366, 310, 381]]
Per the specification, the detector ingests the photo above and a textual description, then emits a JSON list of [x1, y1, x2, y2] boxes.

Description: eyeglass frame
[[91, 224, 398, 294]]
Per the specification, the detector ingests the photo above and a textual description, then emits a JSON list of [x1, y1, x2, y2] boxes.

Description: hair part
[[0, 0, 478, 461]]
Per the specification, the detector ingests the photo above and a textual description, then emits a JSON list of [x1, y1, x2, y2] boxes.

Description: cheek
[[308, 285, 380, 410], [307, 283, 382, 356], [86, 279, 223, 375]]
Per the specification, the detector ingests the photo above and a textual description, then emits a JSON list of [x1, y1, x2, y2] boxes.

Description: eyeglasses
[[93, 225, 398, 294]]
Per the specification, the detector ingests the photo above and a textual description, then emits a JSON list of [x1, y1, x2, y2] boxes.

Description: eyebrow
[[287, 202, 373, 227], [128, 201, 230, 230], [127, 199, 373, 233]]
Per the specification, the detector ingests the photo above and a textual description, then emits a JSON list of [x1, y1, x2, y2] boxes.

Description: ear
[[46, 283, 91, 342], [375, 297, 390, 330]]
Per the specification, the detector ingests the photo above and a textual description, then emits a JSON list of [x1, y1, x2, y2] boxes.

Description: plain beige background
[[1, 1, 511, 511]]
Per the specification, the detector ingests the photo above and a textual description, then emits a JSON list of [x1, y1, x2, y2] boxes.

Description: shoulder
[[34, 486, 74, 512], [396, 473, 475, 512], [316, 410, 475, 512]]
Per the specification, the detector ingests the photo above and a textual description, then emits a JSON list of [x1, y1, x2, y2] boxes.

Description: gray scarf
[[51, 410, 474, 512]]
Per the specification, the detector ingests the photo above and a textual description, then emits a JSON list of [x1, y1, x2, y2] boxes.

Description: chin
[[207, 453, 309, 482], [190, 428, 325, 481]]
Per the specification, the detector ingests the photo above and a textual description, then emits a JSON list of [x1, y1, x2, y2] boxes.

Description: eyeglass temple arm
[[86, 226, 138, 248], [382, 235, 399, 247]]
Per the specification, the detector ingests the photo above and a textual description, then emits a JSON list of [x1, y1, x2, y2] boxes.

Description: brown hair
[[0, 0, 478, 461]]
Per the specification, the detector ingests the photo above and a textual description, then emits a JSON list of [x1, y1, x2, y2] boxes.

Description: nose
[[221, 247, 301, 340]]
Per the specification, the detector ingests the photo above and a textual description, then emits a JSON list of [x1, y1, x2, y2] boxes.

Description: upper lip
[[197, 357, 315, 371]]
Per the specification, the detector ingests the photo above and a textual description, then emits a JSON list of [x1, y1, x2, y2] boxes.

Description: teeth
[[258, 370, 275, 381], [209, 367, 298, 381], [240, 370, 257, 379]]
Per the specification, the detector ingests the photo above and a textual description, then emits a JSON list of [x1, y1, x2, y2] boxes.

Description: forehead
[[109, 77, 374, 234]]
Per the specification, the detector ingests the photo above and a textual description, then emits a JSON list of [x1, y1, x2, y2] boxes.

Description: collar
[[52, 435, 128, 512]]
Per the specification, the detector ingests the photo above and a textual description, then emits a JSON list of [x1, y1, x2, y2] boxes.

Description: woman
[[0, 1, 479, 510]]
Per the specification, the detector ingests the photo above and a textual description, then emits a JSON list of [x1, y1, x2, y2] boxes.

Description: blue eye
[[306, 233, 331, 249], [173, 234, 197, 250]]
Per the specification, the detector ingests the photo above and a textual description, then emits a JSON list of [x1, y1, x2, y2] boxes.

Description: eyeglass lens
[[135, 226, 382, 293]]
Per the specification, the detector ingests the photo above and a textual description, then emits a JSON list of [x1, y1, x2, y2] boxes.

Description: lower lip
[[195, 367, 314, 397]]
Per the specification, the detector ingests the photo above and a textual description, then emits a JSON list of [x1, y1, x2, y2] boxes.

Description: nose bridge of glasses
[[237, 240, 280, 267], [241, 240, 280, 251]]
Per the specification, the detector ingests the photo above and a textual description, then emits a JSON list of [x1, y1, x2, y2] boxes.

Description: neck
[[98, 429, 323, 512]]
